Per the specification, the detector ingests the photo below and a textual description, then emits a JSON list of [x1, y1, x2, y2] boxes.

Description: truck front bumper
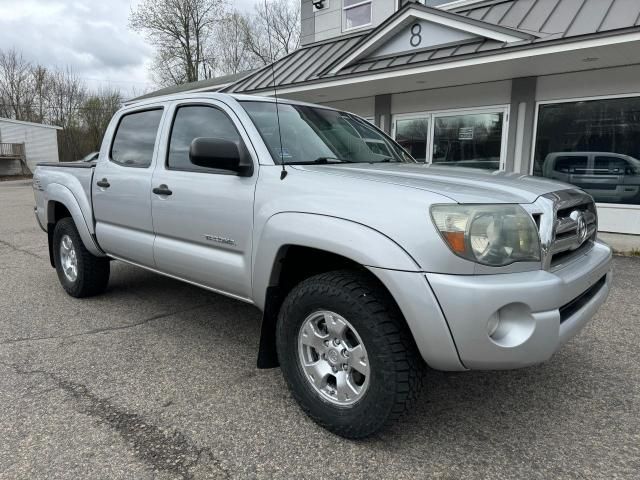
[[426, 241, 612, 370]]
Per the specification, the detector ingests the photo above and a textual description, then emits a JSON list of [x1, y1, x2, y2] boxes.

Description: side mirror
[[189, 137, 253, 176]]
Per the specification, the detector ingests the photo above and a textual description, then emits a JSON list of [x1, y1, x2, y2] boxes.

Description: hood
[[293, 163, 574, 204]]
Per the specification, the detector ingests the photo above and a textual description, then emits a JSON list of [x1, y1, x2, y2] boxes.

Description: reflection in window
[[432, 113, 503, 170], [534, 97, 640, 205], [168, 106, 240, 171], [111, 109, 163, 167], [241, 101, 411, 164], [344, 0, 371, 30], [395, 118, 429, 162]]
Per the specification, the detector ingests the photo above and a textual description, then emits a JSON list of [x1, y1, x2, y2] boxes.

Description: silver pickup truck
[[33, 93, 612, 438]]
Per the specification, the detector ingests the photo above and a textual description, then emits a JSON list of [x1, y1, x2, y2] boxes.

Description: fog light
[[487, 313, 500, 337], [487, 303, 535, 348]]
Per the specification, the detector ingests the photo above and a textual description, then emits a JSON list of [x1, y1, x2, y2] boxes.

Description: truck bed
[[33, 161, 96, 236]]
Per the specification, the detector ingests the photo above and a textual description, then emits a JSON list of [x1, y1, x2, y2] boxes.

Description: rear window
[[110, 109, 163, 167]]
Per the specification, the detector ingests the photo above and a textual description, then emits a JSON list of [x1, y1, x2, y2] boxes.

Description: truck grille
[[533, 190, 598, 270]]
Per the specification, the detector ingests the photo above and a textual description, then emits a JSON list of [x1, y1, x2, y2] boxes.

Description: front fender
[[251, 212, 420, 310], [251, 212, 464, 371], [45, 183, 104, 257]]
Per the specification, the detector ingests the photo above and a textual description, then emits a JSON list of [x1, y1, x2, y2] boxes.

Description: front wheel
[[276, 270, 424, 439], [53, 218, 110, 298]]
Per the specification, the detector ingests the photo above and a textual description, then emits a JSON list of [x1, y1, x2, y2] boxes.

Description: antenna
[[264, 0, 287, 180]]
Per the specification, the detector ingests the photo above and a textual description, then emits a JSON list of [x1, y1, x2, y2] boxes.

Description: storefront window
[[533, 97, 640, 205], [393, 109, 506, 168], [432, 112, 503, 170], [395, 117, 429, 162]]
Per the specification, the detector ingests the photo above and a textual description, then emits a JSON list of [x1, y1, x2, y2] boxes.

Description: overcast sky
[[0, 0, 258, 97]]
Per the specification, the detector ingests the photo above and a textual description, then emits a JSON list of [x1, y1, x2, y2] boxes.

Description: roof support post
[[506, 76, 537, 174], [375, 94, 392, 134]]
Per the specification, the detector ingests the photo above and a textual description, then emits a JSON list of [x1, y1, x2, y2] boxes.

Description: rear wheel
[[53, 218, 110, 298], [276, 270, 424, 439]]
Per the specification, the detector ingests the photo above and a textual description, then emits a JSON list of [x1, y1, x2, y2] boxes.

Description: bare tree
[[48, 68, 87, 161], [81, 88, 122, 152], [130, 0, 226, 87], [214, 11, 254, 76], [0, 49, 37, 121], [0, 48, 126, 163], [243, 0, 300, 67], [31, 65, 49, 123]]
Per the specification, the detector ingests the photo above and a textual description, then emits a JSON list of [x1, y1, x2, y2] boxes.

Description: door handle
[[152, 184, 172, 196], [96, 178, 110, 188]]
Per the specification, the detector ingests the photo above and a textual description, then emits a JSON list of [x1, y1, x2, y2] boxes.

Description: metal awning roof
[[126, 70, 256, 104], [456, 0, 640, 38], [224, 0, 640, 95], [227, 34, 365, 94]]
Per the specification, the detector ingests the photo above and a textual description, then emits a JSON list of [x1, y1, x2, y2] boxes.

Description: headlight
[[430, 204, 540, 267]]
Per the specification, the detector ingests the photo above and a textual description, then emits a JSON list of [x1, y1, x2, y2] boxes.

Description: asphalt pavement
[[0, 180, 638, 479]]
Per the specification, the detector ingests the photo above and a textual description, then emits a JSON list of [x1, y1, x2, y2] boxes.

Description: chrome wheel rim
[[59, 234, 78, 282], [298, 310, 370, 406]]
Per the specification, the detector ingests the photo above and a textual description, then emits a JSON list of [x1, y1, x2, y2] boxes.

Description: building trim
[[0, 118, 62, 130], [440, 0, 493, 11]]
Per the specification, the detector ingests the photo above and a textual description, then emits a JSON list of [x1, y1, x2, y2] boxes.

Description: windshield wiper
[[287, 156, 353, 165], [373, 157, 394, 163]]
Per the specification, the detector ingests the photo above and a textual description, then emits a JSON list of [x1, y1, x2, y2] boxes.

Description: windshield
[[240, 101, 414, 165]]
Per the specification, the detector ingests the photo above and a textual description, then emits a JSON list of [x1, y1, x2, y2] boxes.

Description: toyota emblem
[[571, 210, 589, 244]]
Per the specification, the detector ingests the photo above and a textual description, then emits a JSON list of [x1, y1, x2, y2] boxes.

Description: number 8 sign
[[410, 23, 422, 47]]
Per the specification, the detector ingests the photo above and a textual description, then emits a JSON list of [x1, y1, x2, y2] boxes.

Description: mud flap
[[257, 286, 282, 369]]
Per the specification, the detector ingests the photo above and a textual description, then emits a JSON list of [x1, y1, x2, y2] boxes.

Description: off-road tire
[[53, 217, 110, 298], [276, 269, 424, 439]]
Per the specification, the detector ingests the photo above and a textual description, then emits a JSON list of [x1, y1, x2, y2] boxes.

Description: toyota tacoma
[[33, 93, 612, 438]]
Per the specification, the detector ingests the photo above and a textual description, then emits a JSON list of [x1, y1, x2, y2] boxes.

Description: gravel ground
[[0, 180, 638, 479]]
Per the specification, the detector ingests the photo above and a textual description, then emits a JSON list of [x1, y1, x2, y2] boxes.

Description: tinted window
[[111, 109, 163, 167], [168, 106, 241, 171], [554, 156, 588, 173]]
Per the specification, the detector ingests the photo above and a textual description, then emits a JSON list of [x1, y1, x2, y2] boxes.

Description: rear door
[[150, 100, 258, 300], [93, 107, 165, 266]]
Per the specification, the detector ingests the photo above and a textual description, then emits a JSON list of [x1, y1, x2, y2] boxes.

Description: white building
[[131, 0, 640, 236], [0, 118, 61, 176]]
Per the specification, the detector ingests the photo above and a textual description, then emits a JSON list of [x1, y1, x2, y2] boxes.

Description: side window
[[168, 105, 241, 172], [554, 155, 588, 173], [594, 156, 628, 174], [110, 109, 163, 167]]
